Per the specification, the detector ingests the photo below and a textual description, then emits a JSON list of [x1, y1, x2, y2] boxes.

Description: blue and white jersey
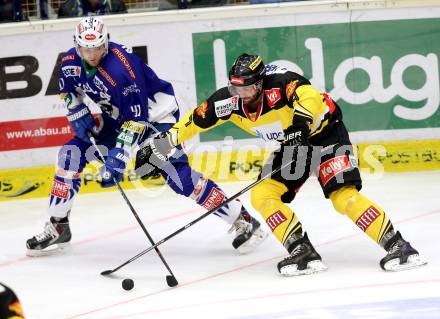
[[59, 42, 179, 133]]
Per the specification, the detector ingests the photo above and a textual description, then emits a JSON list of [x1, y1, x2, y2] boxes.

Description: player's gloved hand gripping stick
[[134, 131, 175, 178], [88, 133, 178, 287]]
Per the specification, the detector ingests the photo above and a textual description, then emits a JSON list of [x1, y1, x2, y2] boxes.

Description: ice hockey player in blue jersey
[[26, 17, 267, 256]]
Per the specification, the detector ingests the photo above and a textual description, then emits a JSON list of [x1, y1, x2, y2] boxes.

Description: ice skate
[[278, 232, 327, 276], [380, 231, 427, 271], [228, 208, 268, 254], [26, 217, 72, 257]]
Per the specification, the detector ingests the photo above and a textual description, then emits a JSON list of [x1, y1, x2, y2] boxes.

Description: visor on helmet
[[228, 80, 263, 97]]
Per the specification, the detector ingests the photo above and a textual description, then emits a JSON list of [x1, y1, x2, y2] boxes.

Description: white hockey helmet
[[74, 17, 109, 57]]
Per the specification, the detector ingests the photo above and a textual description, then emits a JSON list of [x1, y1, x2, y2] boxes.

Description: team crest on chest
[[265, 88, 281, 108], [214, 96, 239, 117]]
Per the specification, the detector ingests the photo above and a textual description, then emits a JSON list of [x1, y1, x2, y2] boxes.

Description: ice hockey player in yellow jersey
[[136, 53, 427, 276]]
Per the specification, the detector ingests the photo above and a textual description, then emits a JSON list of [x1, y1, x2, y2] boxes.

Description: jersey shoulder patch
[[61, 48, 78, 64], [264, 88, 282, 108], [214, 95, 239, 118], [61, 65, 82, 78], [59, 49, 81, 91]]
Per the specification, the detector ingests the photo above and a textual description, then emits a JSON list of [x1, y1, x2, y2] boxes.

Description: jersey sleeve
[[59, 53, 85, 111], [292, 85, 323, 124], [108, 44, 178, 124], [141, 63, 178, 123], [170, 89, 230, 145], [283, 72, 327, 132]]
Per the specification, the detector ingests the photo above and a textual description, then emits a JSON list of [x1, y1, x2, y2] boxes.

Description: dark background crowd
[[0, 0, 310, 22]]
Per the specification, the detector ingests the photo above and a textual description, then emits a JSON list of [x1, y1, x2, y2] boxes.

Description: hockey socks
[[250, 178, 328, 270], [251, 178, 302, 246], [330, 186, 427, 271], [190, 176, 268, 252], [329, 186, 393, 244], [191, 177, 241, 224], [48, 174, 81, 219]]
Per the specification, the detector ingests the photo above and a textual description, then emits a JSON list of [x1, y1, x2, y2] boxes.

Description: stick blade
[[101, 270, 113, 276], [166, 275, 178, 287]]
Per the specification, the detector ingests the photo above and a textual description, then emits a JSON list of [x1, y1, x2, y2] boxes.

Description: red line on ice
[[0, 207, 200, 268], [65, 209, 440, 319]]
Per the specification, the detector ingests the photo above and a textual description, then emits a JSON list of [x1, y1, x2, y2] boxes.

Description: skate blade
[[26, 242, 71, 257], [237, 228, 269, 255], [383, 254, 427, 272], [280, 260, 328, 277]]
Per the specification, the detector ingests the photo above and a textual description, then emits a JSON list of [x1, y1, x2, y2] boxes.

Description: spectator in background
[[250, 0, 308, 3], [40, 0, 49, 19], [186, 0, 226, 8], [58, 0, 127, 18], [160, 0, 226, 10], [0, 0, 23, 23]]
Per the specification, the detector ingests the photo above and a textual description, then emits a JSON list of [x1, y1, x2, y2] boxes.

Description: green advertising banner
[[193, 18, 440, 141]]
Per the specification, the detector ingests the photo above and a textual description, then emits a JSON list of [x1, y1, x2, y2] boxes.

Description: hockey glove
[[135, 147, 161, 179], [66, 103, 95, 142], [281, 121, 311, 165], [283, 122, 310, 147], [273, 121, 312, 199], [100, 147, 129, 188], [135, 132, 175, 178]]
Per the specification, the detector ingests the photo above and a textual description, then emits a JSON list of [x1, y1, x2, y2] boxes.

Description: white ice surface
[[1, 171, 439, 319]]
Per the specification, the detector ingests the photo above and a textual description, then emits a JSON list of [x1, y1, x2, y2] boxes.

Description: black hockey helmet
[[228, 53, 266, 86]]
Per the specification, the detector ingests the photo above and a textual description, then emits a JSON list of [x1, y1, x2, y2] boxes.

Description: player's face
[[229, 80, 263, 105], [79, 45, 105, 67]]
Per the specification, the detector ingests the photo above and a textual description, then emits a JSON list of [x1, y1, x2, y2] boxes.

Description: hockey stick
[[89, 134, 178, 287], [101, 153, 297, 276]]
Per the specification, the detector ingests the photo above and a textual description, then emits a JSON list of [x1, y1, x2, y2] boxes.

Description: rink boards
[[1, 0, 440, 170], [1, 1, 440, 201]]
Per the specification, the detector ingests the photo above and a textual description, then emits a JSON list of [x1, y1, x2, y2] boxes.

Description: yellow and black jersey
[[170, 66, 341, 146]]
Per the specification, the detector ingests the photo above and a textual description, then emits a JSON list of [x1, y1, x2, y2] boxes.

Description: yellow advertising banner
[[1, 140, 439, 202]]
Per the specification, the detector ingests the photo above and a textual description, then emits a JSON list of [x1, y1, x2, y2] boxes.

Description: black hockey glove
[[273, 121, 312, 204], [283, 121, 310, 147], [135, 132, 175, 178]]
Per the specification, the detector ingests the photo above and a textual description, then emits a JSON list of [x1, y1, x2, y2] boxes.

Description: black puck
[[122, 278, 134, 291]]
